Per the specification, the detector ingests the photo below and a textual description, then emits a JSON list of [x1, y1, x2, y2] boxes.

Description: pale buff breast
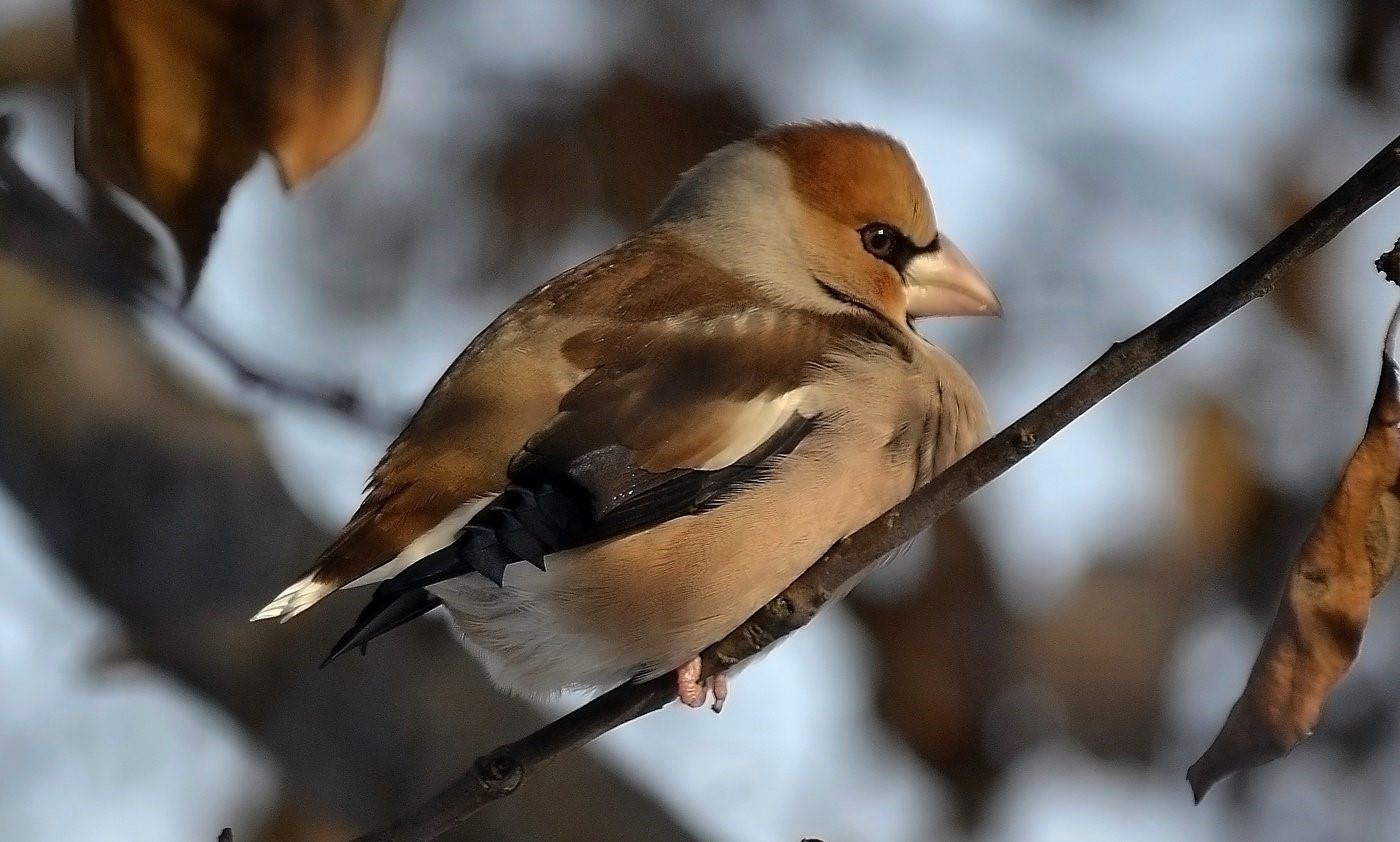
[[436, 343, 984, 697]]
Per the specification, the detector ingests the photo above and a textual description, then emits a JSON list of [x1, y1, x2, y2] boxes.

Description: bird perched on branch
[[253, 122, 998, 711]]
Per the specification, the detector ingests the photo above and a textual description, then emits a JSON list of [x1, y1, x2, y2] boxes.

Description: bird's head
[[652, 121, 1001, 326]]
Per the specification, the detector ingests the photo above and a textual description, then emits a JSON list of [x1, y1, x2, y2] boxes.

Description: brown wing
[[320, 311, 862, 660], [253, 230, 779, 621], [364, 306, 908, 590]]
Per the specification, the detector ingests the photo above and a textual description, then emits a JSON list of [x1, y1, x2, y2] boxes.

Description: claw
[[710, 674, 729, 714], [675, 657, 729, 713]]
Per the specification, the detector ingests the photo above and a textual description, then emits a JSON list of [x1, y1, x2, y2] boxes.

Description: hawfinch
[[254, 122, 998, 710]]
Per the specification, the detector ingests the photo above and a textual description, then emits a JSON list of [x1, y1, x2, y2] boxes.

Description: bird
[[252, 121, 999, 711]]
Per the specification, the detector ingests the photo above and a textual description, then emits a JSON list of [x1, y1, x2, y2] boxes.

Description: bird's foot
[[676, 657, 729, 713]]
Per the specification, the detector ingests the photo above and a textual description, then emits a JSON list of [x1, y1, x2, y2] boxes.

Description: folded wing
[[324, 311, 840, 662]]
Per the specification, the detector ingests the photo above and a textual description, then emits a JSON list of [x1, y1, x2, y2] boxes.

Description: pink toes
[[675, 657, 729, 713], [676, 657, 706, 708]]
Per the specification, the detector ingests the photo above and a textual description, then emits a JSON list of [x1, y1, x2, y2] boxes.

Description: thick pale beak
[[903, 236, 1002, 318]]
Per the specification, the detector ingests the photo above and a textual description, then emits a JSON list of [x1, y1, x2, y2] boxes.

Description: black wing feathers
[[319, 587, 443, 667], [323, 414, 815, 665], [580, 413, 813, 538]]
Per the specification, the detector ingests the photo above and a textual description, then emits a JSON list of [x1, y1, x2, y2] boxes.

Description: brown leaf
[[1187, 302, 1400, 801], [75, 0, 402, 295], [267, 0, 401, 188], [0, 11, 75, 85]]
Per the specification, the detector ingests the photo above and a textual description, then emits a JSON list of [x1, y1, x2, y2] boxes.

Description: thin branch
[[0, 113, 404, 434], [0, 114, 149, 301], [355, 134, 1400, 842], [143, 295, 407, 433]]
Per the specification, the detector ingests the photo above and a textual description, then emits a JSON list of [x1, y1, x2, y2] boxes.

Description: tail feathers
[[250, 572, 339, 623], [252, 498, 496, 624], [322, 482, 590, 661], [321, 587, 443, 666]]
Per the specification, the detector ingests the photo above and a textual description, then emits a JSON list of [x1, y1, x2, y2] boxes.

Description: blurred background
[[2, 0, 1400, 839]]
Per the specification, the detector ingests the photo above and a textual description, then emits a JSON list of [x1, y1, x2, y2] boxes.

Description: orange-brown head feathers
[[758, 122, 936, 246], [655, 121, 1000, 326]]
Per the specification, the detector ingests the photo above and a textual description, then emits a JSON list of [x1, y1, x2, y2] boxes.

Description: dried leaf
[[1187, 302, 1400, 801], [75, 0, 402, 294], [267, 0, 401, 188], [0, 12, 75, 85]]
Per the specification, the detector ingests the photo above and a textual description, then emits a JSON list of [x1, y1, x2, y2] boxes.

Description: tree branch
[[0, 113, 405, 435], [352, 133, 1400, 842]]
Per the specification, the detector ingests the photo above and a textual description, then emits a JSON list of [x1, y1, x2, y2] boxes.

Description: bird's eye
[[860, 224, 899, 260]]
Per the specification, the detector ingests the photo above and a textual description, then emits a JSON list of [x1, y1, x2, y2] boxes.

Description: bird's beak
[[903, 235, 1002, 318]]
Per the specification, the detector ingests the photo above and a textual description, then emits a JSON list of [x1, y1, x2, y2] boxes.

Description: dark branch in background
[[0, 114, 147, 299], [0, 114, 404, 434], [144, 295, 406, 433], [354, 134, 1400, 842]]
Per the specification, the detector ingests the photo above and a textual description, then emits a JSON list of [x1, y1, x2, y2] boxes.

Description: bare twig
[[143, 296, 406, 433], [354, 134, 1400, 842], [0, 114, 404, 434]]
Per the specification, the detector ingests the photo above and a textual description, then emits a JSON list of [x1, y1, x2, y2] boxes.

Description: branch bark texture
[[356, 134, 1400, 841]]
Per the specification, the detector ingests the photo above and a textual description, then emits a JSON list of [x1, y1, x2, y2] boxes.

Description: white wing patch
[[691, 386, 817, 470], [249, 496, 492, 622], [345, 496, 492, 588]]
